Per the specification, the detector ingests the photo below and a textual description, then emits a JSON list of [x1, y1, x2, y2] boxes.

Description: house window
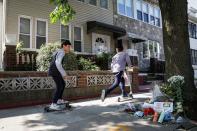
[[100, 0, 108, 9], [142, 2, 149, 23], [61, 25, 69, 42], [191, 49, 197, 65], [88, 0, 97, 6], [188, 22, 197, 39], [149, 41, 154, 58], [74, 27, 82, 52], [19, 16, 31, 48], [155, 8, 161, 27], [118, 0, 125, 15], [143, 42, 149, 58], [117, 0, 133, 17], [126, 0, 132, 17], [149, 5, 155, 25], [143, 41, 160, 59], [136, 0, 142, 20], [36, 19, 47, 49]]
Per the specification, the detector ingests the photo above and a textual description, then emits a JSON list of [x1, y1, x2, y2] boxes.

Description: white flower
[[167, 75, 184, 85]]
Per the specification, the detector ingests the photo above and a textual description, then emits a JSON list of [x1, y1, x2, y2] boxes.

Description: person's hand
[[63, 76, 72, 81]]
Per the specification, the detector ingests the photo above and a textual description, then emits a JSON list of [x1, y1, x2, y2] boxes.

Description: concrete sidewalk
[[0, 93, 196, 131]]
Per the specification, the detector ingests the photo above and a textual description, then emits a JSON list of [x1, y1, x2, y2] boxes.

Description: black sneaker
[[101, 89, 106, 102]]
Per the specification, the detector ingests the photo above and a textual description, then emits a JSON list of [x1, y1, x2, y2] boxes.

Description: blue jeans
[[106, 71, 127, 97]]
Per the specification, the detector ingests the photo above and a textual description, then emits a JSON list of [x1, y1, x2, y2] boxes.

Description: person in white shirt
[[101, 45, 132, 102], [48, 40, 72, 110]]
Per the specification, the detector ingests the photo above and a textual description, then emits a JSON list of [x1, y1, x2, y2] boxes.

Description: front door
[[92, 33, 110, 54]]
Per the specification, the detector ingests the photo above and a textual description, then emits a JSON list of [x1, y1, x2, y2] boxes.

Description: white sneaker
[[57, 99, 69, 105], [49, 103, 62, 110]]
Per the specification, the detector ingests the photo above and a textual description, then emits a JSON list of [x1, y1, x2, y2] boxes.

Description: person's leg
[[119, 75, 127, 97], [106, 71, 123, 96], [101, 71, 123, 102], [52, 75, 64, 104], [58, 76, 65, 100]]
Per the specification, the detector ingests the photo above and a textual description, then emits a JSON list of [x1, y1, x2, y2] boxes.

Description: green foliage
[[78, 57, 100, 71], [49, 0, 76, 25], [16, 41, 24, 54], [96, 52, 113, 70], [160, 75, 185, 113], [62, 52, 78, 70], [36, 42, 61, 71]]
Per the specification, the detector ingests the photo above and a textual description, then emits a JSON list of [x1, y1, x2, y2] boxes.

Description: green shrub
[[96, 52, 113, 70], [160, 75, 185, 113], [78, 57, 100, 71], [36, 42, 61, 71], [36, 42, 78, 71], [16, 41, 24, 54], [62, 52, 78, 70]]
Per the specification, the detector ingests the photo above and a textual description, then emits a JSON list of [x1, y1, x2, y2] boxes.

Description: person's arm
[[55, 51, 67, 77]]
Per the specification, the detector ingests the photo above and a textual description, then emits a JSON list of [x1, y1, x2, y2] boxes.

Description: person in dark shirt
[[48, 40, 72, 110]]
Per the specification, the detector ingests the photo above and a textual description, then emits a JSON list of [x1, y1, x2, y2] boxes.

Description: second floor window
[[19, 17, 31, 48], [155, 8, 161, 27], [61, 25, 69, 42], [36, 20, 47, 49], [136, 0, 142, 20], [142, 2, 149, 23], [188, 22, 197, 39], [117, 0, 133, 18], [74, 27, 82, 52], [191, 49, 197, 65], [100, 0, 108, 9], [149, 5, 155, 25]]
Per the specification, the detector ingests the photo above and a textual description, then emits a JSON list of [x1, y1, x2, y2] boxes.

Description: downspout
[[2, 0, 6, 70]]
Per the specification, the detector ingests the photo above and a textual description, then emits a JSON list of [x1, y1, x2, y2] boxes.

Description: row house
[[188, 4, 197, 78], [113, 0, 164, 76], [0, 0, 196, 79], [0, 0, 164, 74], [0, 0, 126, 70]]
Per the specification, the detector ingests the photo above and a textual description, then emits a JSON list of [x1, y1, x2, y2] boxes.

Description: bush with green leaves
[[160, 75, 185, 113], [36, 42, 61, 71], [62, 52, 78, 70], [36, 42, 78, 71], [96, 52, 113, 70], [16, 41, 24, 54], [78, 57, 100, 71]]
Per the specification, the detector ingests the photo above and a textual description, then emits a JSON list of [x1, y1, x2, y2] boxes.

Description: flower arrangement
[[161, 75, 185, 113]]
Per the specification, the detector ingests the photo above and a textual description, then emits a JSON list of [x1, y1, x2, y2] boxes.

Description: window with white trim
[[100, 0, 108, 9], [155, 8, 161, 27], [191, 49, 197, 65], [117, 0, 133, 17], [88, 0, 97, 6], [19, 17, 31, 48], [149, 5, 155, 25], [74, 27, 82, 52], [143, 41, 160, 59], [136, 0, 142, 20], [36, 19, 47, 49], [188, 22, 197, 39], [61, 24, 69, 42], [143, 42, 149, 58], [142, 2, 149, 23]]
